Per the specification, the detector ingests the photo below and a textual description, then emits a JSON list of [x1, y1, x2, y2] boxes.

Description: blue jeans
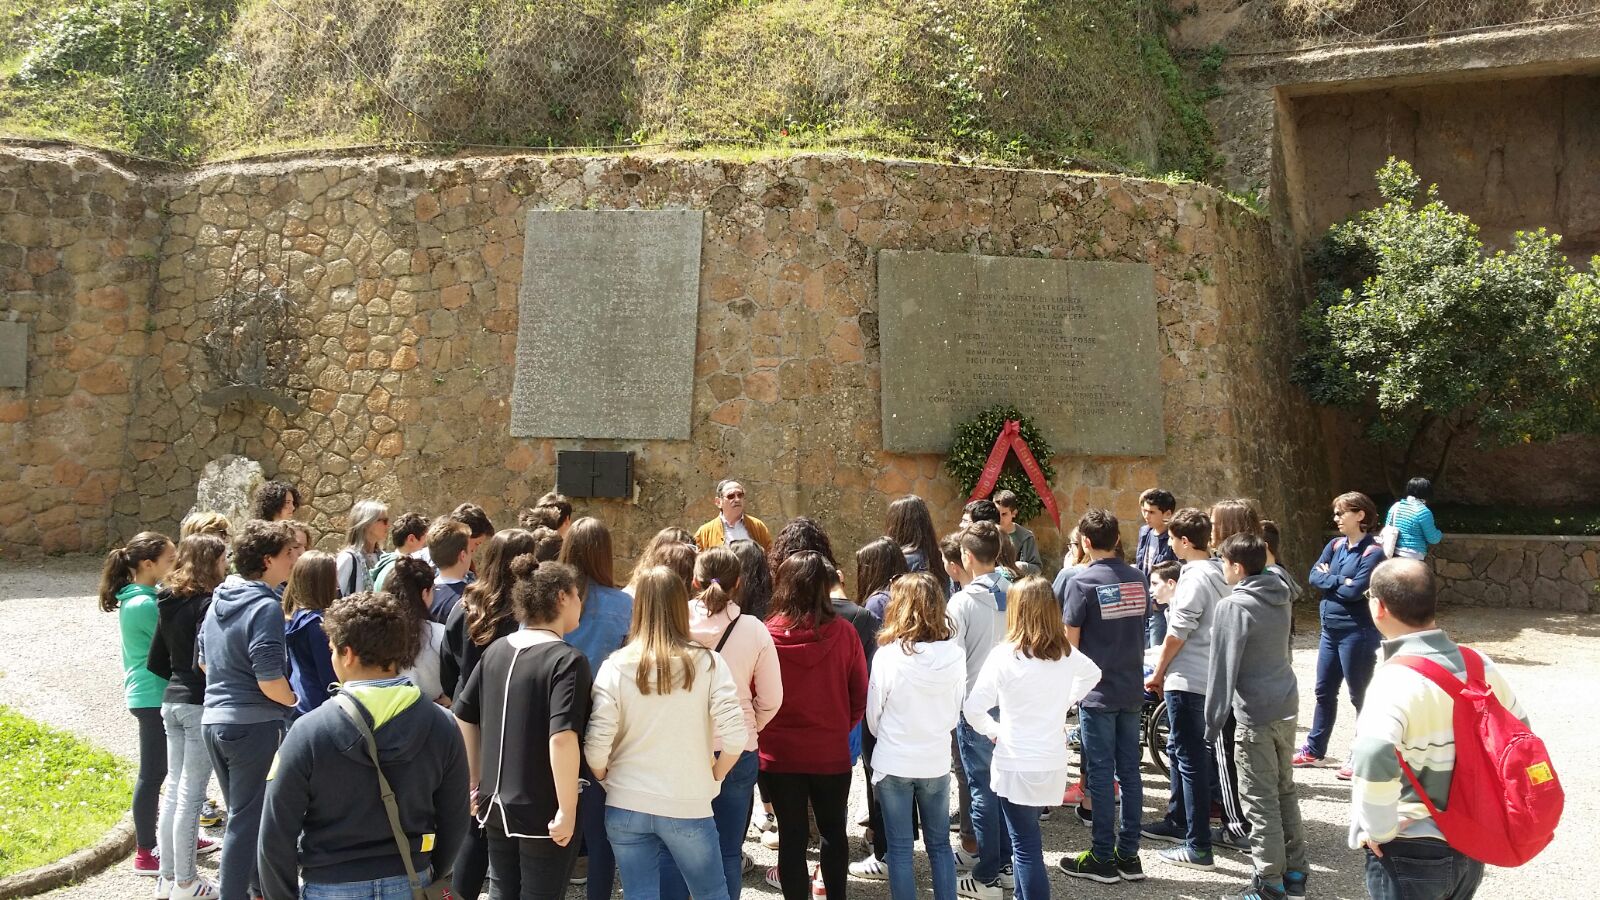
[[576, 771, 616, 900], [878, 774, 956, 900], [1163, 690, 1214, 853], [1079, 706, 1142, 860], [660, 750, 759, 900], [302, 870, 430, 900], [1305, 616, 1381, 758], [205, 719, 285, 900], [998, 798, 1046, 900], [605, 807, 727, 900], [956, 717, 1012, 883], [1365, 839, 1484, 900], [158, 703, 212, 883]]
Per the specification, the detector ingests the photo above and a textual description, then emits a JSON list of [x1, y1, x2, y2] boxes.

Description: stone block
[[0, 320, 26, 387]]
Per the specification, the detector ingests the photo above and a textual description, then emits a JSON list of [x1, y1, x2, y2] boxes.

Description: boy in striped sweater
[[1349, 558, 1527, 899]]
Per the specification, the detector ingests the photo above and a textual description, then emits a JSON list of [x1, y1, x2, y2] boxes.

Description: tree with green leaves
[[1293, 158, 1600, 496]]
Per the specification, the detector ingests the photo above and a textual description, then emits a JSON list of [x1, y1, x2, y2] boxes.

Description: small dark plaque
[[556, 450, 634, 499]]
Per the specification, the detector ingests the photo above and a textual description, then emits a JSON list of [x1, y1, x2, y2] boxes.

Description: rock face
[[1432, 535, 1600, 612], [0, 146, 1327, 570], [190, 456, 266, 531]]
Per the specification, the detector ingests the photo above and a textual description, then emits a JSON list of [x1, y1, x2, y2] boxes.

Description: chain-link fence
[[0, 0, 1221, 177], [1228, 0, 1600, 51]]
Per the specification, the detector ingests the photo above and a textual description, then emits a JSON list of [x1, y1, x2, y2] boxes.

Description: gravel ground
[[3, 557, 1595, 900]]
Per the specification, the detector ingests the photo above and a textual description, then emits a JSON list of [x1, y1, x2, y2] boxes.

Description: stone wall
[[0, 143, 1328, 571], [1432, 535, 1600, 612], [0, 147, 166, 552]]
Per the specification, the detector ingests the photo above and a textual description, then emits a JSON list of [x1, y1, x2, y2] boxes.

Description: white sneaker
[[954, 847, 979, 871], [848, 854, 888, 881], [956, 874, 1002, 900], [997, 864, 1015, 890], [170, 878, 219, 900], [153, 877, 171, 900], [760, 828, 781, 850]]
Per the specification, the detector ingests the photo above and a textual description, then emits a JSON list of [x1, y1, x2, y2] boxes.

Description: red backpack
[[1391, 646, 1562, 867]]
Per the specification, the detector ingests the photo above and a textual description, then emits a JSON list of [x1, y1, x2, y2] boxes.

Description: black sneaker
[[1073, 805, 1093, 827], [1057, 851, 1119, 885], [1113, 851, 1145, 882], [1140, 820, 1186, 844], [1221, 875, 1287, 900], [1211, 825, 1251, 852], [1284, 870, 1308, 898]]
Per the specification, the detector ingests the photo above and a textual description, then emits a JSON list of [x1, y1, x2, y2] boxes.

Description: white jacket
[[866, 639, 966, 781], [964, 642, 1102, 772]]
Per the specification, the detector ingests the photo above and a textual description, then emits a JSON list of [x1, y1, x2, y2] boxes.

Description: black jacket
[[258, 685, 470, 900], [146, 589, 211, 705]]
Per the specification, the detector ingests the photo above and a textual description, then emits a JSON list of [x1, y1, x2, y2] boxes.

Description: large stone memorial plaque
[[878, 250, 1163, 455], [511, 210, 703, 440]]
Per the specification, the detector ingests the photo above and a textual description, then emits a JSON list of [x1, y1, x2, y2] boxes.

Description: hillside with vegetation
[[0, 0, 1223, 178]]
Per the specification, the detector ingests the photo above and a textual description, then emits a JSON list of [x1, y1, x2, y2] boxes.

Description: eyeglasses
[[1332, 510, 1348, 518]]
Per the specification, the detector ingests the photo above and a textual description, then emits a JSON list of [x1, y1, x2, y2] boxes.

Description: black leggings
[[763, 771, 851, 900], [453, 821, 491, 899], [132, 707, 167, 850], [485, 822, 578, 900]]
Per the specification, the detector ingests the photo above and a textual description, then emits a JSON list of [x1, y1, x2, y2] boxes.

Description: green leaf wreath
[[943, 404, 1057, 524]]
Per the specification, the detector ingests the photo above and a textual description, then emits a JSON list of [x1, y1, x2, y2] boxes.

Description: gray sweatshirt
[[949, 572, 1008, 694], [1204, 572, 1297, 741], [1162, 558, 1224, 694]]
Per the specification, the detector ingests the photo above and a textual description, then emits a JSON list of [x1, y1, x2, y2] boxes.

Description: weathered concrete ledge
[[0, 814, 134, 900]]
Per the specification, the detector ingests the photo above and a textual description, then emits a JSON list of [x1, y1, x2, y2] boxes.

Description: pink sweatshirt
[[689, 599, 783, 752]]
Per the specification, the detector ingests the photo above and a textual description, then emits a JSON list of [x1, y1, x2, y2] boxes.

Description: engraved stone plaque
[[878, 250, 1163, 456], [511, 210, 703, 440]]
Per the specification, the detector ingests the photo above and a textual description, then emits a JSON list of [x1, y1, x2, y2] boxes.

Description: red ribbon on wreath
[[968, 419, 1061, 529]]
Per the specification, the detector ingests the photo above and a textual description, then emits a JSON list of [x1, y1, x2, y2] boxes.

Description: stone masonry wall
[[0, 144, 1327, 571], [1432, 535, 1600, 613], [0, 147, 166, 553]]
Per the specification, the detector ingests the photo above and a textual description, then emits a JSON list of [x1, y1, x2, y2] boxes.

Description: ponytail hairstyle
[[387, 555, 437, 621], [627, 566, 703, 696], [165, 534, 228, 600], [694, 547, 742, 616], [282, 550, 338, 616], [510, 556, 580, 626], [465, 528, 539, 646], [99, 532, 174, 611]]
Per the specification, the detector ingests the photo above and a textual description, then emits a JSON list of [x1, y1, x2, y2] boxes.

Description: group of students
[[99, 473, 1520, 900]]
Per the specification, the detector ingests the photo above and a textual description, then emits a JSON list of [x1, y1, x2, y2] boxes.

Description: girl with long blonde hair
[[964, 577, 1103, 900], [584, 567, 746, 900]]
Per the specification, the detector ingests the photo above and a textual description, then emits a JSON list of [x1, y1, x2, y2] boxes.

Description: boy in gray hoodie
[[200, 520, 301, 900], [1206, 533, 1308, 900]]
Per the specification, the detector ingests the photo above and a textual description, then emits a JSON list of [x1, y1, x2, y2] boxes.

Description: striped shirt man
[[1348, 629, 1527, 848]]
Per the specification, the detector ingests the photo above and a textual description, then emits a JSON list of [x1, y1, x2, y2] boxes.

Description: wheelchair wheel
[[1145, 698, 1170, 777]]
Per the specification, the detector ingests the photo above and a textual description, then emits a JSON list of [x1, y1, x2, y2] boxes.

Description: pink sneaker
[[1291, 749, 1322, 767], [131, 847, 160, 876], [1337, 763, 1354, 781], [1062, 783, 1085, 805], [196, 837, 220, 856]]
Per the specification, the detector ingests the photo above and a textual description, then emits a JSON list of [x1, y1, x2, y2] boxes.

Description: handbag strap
[[714, 614, 744, 653], [332, 693, 428, 900]]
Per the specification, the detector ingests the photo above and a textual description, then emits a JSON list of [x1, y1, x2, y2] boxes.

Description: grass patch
[[0, 705, 130, 879], [1433, 505, 1600, 538]]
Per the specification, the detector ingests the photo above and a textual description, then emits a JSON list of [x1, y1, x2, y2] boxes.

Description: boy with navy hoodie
[[259, 591, 469, 900], [200, 520, 301, 900]]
